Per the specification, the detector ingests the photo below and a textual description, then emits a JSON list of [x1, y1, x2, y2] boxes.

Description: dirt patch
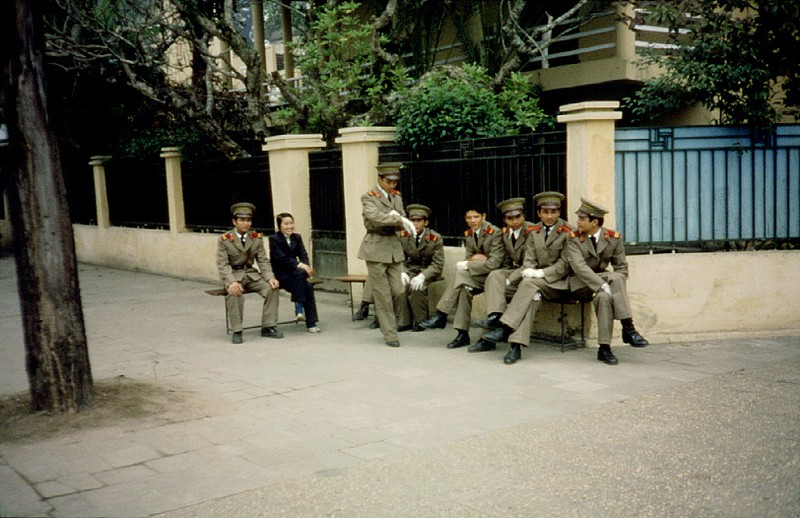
[[0, 375, 227, 444]]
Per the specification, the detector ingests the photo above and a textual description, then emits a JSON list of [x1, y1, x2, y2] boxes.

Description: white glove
[[410, 273, 425, 291], [505, 278, 511, 287], [388, 209, 400, 217], [600, 283, 612, 296], [401, 217, 417, 238], [401, 272, 410, 287], [456, 260, 469, 271], [533, 292, 542, 301], [522, 268, 544, 279]]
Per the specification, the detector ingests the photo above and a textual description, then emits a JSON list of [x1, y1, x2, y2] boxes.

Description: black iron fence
[[183, 154, 274, 232], [105, 157, 169, 229], [380, 131, 567, 244], [308, 149, 346, 278]]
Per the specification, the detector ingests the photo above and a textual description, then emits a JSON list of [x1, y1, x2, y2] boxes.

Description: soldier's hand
[[268, 278, 280, 289], [456, 261, 469, 271], [522, 268, 544, 279], [227, 281, 244, 296], [401, 272, 410, 287], [468, 253, 487, 261], [600, 283, 611, 296], [388, 209, 400, 217], [400, 217, 417, 237], [410, 274, 425, 291]]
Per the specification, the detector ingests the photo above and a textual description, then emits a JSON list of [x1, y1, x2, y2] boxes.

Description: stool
[[551, 295, 590, 352], [335, 274, 367, 320]]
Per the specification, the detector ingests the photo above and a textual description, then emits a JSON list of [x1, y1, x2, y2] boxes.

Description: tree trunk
[[2, 0, 93, 412]]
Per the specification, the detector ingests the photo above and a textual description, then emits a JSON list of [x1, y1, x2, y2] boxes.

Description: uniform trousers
[[571, 271, 631, 345], [483, 268, 519, 315], [436, 269, 488, 331], [500, 278, 567, 345], [397, 279, 434, 327], [366, 260, 404, 342], [226, 275, 279, 332]]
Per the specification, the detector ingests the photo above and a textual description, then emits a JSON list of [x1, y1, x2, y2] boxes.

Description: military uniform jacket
[[217, 229, 275, 287], [566, 227, 629, 292], [463, 221, 504, 276], [400, 228, 444, 280], [357, 187, 406, 264], [519, 218, 574, 290], [498, 221, 535, 284]]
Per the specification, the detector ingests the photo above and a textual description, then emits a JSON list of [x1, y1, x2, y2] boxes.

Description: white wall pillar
[[160, 147, 186, 234], [89, 155, 112, 229]]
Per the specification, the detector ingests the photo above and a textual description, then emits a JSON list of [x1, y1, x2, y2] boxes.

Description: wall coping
[[335, 127, 397, 144], [263, 134, 326, 152], [557, 101, 622, 123]]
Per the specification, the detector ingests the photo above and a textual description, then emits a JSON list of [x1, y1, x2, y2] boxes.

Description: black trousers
[[276, 269, 319, 325]]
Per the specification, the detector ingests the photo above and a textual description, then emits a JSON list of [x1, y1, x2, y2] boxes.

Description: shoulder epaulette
[[502, 227, 510, 234], [557, 225, 571, 234], [605, 229, 621, 240], [399, 230, 410, 237], [250, 232, 262, 239], [390, 189, 401, 195], [368, 190, 381, 198], [221, 233, 232, 241], [485, 227, 496, 235], [526, 224, 542, 235], [426, 234, 439, 242], [464, 229, 473, 237]]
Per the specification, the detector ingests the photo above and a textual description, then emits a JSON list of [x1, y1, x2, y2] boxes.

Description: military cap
[[575, 197, 608, 219], [533, 191, 565, 209], [376, 162, 403, 180], [497, 197, 526, 217], [406, 204, 432, 219], [230, 202, 256, 218]]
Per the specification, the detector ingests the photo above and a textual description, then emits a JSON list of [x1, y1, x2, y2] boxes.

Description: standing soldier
[[567, 198, 649, 365], [358, 163, 417, 347], [469, 197, 535, 353], [397, 204, 445, 331], [420, 202, 504, 349], [216, 202, 282, 344], [481, 192, 574, 364]]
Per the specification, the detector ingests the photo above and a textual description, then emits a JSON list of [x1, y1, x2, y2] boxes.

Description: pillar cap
[[335, 127, 397, 145], [89, 155, 113, 165], [160, 147, 182, 158], [557, 101, 622, 123], [263, 134, 326, 152]]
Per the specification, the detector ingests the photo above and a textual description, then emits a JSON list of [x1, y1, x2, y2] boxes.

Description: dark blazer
[[268, 232, 310, 279]]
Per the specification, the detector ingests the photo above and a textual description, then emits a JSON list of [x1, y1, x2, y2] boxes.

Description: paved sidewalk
[[1, 256, 798, 517]]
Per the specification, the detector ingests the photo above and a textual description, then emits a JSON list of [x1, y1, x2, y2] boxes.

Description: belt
[[367, 228, 397, 236], [231, 264, 252, 270]]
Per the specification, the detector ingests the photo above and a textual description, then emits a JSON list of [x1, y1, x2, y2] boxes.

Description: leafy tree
[[394, 64, 552, 149], [622, 0, 800, 127]]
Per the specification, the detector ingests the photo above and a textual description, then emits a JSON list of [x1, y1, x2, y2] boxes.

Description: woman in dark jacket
[[268, 212, 320, 332]]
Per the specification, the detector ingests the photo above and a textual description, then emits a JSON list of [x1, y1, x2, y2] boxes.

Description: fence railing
[[615, 125, 800, 253], [105, 157, 169, 229], [380, 131, 567, 243]]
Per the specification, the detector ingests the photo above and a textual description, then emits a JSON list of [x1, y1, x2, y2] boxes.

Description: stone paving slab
[[0, 257, 798, 517]]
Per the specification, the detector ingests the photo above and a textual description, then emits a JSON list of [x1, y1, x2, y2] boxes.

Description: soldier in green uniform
[[420, 202, 504, 349], [481, 192, 574, 364], [566, 197, 649, 365], [469, 197, 535, 353], [216, 202, 282, 344], [397, 204, 445, 332], [358, 163, 417, 347]]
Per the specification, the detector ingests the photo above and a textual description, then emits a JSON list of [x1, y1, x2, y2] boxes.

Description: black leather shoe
[[421, 312, 447, 329], [369, 319, 380, 329], [412, 324, 425, 332], [623, 329, 649, 347], [484, 324, 512, 343], [354, 302, 370, 321], [468, 338, 496, 353], [597, 347, 618, 365], [398, 324, 412, 332], [385, 340, 400, 348], [446, 330, 470, 349], [231, 332, 243, 344], [504, 343, 522, 364], [476, 312, 503, 329], [261, 327, 284, 339]]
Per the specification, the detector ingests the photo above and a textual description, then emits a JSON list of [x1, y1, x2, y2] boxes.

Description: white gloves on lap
[[410, 274, 425, 291], [456, 261, 469, 271], [401, 272, 410, 287], [522, 268, 544, 279], [600, 283, 612, 296]]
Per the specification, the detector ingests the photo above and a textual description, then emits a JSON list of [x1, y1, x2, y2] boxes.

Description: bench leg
[[560, 303, 567, 353]]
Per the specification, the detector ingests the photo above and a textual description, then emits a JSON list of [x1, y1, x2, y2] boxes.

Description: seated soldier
[[420, 202, 504, 349], [397, 204, 445, 332], [469, 197, 535, 353], [216, 202, 282, 344], [566, 198, 649, 365], [480, 192, 574, 364]]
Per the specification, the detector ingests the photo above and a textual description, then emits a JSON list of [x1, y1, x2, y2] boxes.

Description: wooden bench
[[206, 278, 324, 334], [335, 274, 367, 321]]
